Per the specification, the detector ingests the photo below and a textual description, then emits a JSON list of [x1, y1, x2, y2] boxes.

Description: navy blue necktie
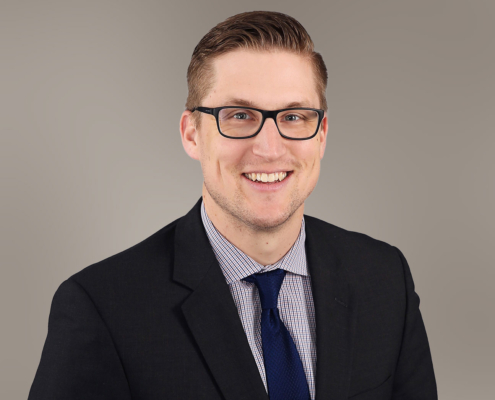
[[243, 269, 311, 400]]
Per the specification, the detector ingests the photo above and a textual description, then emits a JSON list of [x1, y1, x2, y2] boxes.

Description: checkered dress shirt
[[200, 200, 317, 399]]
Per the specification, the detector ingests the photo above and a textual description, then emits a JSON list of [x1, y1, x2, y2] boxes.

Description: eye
[[284, 114, 301, 121], [233, 112, 251, 120], [219, 108, 259, 123]]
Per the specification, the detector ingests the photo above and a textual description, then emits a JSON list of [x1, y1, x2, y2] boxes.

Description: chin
[[241, 202, 297, 230], [242, 213, 290, 231]]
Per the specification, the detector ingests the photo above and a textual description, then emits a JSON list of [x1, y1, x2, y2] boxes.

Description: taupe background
[[1, 0, 494, 398]]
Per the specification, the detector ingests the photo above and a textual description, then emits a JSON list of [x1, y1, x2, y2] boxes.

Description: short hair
[[185, 11, 328, 127]]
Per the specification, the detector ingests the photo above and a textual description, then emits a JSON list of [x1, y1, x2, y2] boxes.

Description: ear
[[180, 110, 200, 161], [319, 112, 328, 159]]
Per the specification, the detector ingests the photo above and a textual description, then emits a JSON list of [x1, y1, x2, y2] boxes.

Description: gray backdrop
[[1, 0, 494, 399]]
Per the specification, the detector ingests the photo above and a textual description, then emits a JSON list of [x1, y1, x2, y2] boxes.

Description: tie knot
[[242, 269, 286, 309]]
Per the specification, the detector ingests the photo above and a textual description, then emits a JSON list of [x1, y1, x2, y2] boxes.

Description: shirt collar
[[200, 199, 308, 285]]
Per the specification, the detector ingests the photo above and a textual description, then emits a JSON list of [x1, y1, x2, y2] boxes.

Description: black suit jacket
[[29, 197, 437, 399]]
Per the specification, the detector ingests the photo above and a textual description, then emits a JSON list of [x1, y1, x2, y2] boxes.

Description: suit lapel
[[173, 198, 355, 400], [305, 216, 357, 400], [173, 198, 269, 400]]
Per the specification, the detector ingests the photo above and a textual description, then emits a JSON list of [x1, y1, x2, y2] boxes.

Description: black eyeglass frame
[[191, 106, 325, 140]]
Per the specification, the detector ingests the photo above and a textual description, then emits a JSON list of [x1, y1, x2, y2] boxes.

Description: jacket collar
[[173, 197, 355, 400]]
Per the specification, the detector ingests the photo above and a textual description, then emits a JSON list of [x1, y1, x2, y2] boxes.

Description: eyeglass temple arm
[[191, 107, 214, 115]]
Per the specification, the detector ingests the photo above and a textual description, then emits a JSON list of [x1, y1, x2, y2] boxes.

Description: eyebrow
[[222, 97, 315, 109]]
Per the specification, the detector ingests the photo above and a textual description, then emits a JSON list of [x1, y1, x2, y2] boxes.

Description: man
[[29, 11, 437, 400]]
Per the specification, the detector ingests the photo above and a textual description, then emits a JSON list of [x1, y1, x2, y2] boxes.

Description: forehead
[[207, 49, 319, 109]]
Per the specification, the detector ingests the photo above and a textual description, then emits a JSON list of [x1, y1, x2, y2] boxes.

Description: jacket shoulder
[[304, 214, 398, 254], [304, 214, 406, 285], [67, 216, 182, 290]]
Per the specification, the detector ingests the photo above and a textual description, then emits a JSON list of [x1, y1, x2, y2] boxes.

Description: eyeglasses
[[191, 106, 325, 140]]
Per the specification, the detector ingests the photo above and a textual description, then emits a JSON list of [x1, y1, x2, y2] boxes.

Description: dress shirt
[[200, 200, 317, 399]]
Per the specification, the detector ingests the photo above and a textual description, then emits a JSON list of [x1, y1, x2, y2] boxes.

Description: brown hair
[[185, 11, 328, 127]]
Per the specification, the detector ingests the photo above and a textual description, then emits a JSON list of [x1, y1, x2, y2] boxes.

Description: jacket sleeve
[[28, 278, 132, 400], [391, 247, 438, 399]]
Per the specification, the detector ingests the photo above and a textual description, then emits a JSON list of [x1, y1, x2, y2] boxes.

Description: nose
[[251, 117, 287, 160]]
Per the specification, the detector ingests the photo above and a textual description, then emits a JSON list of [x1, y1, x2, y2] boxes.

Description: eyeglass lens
[[218, 108, 320, 138]]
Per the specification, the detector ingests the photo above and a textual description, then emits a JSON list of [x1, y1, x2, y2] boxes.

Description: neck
[[202, 185, 304, 266]]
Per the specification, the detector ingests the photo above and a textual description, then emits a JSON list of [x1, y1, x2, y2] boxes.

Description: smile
[[243, 172, 290, 183]]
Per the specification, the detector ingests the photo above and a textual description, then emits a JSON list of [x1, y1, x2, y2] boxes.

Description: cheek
[[219, 147, 246, 176], [200, 137, 246, 177], [295, 144, 320, 170]]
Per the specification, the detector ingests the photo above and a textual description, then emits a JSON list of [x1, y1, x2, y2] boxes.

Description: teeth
[[244, 172, 288, 182]]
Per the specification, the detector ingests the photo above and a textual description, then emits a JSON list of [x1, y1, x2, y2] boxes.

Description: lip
[[243, 170, 291, 174], [241, 171, 293, 192]]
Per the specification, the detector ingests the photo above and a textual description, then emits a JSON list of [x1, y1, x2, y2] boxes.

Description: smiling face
[[181, 49, 328, 232]]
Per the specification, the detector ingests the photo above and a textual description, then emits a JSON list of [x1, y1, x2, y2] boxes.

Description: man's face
[[182, 49, 328, 231]]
